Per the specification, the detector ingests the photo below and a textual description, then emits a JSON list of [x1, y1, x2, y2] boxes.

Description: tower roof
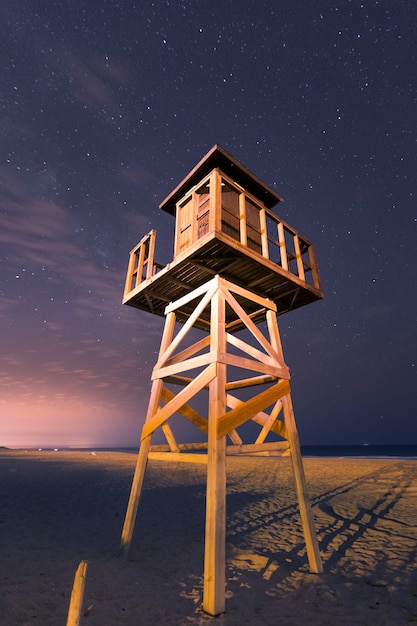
[[159, 144, 283, 215]]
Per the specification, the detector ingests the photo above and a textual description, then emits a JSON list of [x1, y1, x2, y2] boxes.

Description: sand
[[0, 450, 416, 625]]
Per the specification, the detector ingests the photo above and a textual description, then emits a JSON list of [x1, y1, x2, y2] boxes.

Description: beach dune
[[0, 450, 416, 625]]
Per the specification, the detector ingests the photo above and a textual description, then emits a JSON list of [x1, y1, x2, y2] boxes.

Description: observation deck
[[123, 145, 322, 329]]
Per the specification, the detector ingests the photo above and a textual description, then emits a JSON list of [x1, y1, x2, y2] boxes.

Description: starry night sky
[[1, 1, 416, 448]]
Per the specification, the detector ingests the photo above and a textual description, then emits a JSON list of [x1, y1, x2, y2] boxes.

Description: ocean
[[300, 444, 417, 459], [24, 444, 417, 459], [6, 444, 417, 459]]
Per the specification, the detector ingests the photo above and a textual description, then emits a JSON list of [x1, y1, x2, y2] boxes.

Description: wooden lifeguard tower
[[120, 145, 323, 616]]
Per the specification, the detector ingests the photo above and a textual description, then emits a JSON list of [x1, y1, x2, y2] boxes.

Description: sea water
[[11, 444, 417, 459], [300, 444, 417, 459]]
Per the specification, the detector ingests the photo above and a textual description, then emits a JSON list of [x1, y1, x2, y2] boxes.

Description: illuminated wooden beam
[[148, 452, 208, 464], [160, 386, 208, 433], [225, 374, 277, 390], [142, 364, 216, 440], [226, 441, 289, 455], [217, 379, 290, 439], [226, 392, 287, 439], [156, 282, 217, 368], [226, 332, 281, 368], [282, 394, 323, 574], [151, 442, 208, 451], [152, 351, 216, 380], [163, 335, 211, 367], [161, 423, 179, 453], [255, 399, 283, 444], [203, 286, 226, 616]]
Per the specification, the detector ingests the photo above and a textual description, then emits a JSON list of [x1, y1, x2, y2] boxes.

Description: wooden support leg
[[203, 366, 226, 616], [203, 285, 227, 616], [283, 393, 323, 574], [120, 434, 152, 559], [120, 377, 166, 558], [121, 312, 177, 558]]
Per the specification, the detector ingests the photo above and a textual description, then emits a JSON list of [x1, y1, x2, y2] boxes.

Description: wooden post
[[120, 311, 177, 558], [203, 368, 226, 616], [120, 431, 153, 558], [293, 234, 305, 282], [259, 208, 269, 259], [124, 250, 137, 298], [308, 242, 321, 292], [282, 393, 323, 574], [66, 560, 88, 626], [239, 192, 247, 246], [146, 229, 156, 280], [277, 222, 288, 271], [203, 283, 227, 616]]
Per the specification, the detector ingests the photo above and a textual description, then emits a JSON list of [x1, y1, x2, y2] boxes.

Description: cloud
[[0, 165, 124, 307], [0, 167, 78, 250], [60, 50, 137, 112], [116, 163, 157, 188]]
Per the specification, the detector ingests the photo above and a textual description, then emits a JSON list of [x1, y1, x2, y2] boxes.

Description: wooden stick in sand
[[66, 560, 88, 626]]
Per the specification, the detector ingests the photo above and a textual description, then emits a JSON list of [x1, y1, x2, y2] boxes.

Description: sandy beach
[[1, 450, 416, 625]]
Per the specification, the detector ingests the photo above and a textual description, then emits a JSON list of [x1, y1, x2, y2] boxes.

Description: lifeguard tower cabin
[[123, 144, 322, 322], [121, 145, 323, 616]]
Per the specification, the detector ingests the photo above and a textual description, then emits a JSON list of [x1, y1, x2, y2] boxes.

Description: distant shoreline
[[2, 443, 417, 459]]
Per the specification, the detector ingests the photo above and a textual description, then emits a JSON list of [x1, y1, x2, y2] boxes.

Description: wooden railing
[[263, 208, 321, 290], [123, 230, 164, 298], [124, 216, 321, 301], [216, 170, 321, 291]]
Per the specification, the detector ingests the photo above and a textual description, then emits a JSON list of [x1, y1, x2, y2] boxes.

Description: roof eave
[[159, 144, 283, 215]]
